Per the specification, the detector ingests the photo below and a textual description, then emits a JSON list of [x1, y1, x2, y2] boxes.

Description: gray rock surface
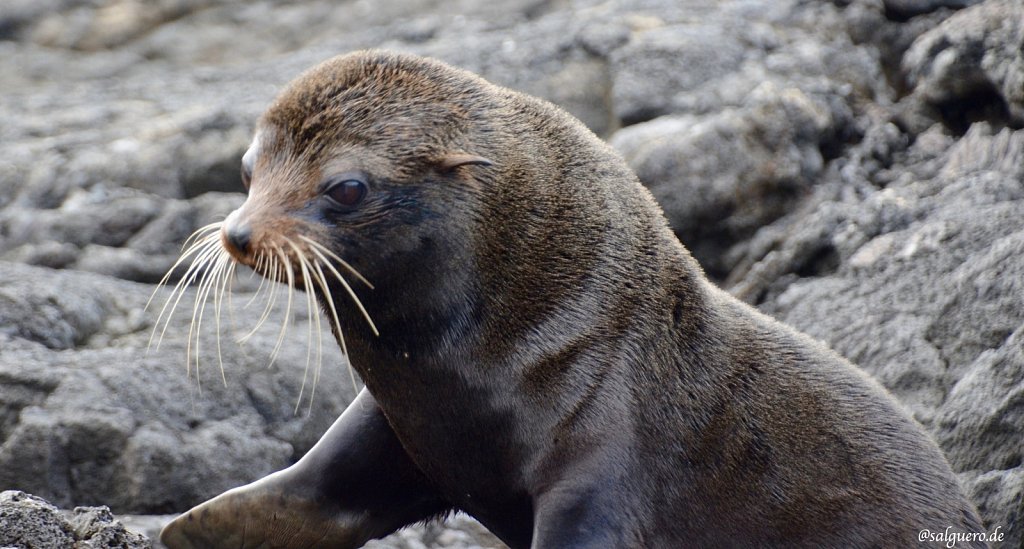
[[0, 260, 354, 514], [611, 81, 841, 278], [0, 490, 150, 549], [882, 0, 984, 19], [1, 0, 1022, 547], [903, 0, 1024, 131]]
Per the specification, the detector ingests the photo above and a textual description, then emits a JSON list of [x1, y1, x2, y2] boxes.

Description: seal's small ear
[[437, 153, 494, 172]]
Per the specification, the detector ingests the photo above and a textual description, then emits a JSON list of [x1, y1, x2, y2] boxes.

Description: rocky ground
[[0, 490, 151, 548], [0, 0, 1021, 547]]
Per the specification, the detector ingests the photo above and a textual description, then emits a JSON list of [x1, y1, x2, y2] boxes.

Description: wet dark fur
[[161, 51, 985, 548]]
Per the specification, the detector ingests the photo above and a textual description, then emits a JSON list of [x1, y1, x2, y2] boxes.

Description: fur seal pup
[[160, 50, 985, 548]]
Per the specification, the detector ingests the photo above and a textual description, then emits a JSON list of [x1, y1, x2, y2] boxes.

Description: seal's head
[[220, 51, 498, 344]]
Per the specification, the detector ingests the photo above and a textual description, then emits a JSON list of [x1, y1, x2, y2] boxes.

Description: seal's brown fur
[[162, 50, 985, 548]]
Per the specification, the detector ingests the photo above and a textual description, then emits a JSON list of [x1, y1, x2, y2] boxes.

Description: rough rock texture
[[0, 260, 353, 514], [0, 490, 150, 548], [363, 515, 506, 549], [1, 0, 1022, 547], [903, 0, 1024, 131]]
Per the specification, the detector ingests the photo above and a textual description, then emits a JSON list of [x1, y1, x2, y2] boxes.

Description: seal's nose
[[223, 223, 251, 256]]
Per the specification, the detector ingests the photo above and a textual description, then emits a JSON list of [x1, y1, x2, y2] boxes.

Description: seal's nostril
[[226, 225, 251, 255]]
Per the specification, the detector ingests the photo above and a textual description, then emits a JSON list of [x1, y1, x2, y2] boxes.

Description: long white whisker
[[145, 230, 219, 316], [225, 261, 239, 340], [240, 253, 282, 343], [299, 236, 374, 289], [179, 242, 223, 370], [267, 246, 295, 369], [181, 221, 223, 252], [245, 252, 270, 309], [309, 263, 324, 416], [308, 261, 347, 354], [152, 219, 388, 403], [189, 250, 229, 385], [152, 238, 222, 351], [286, 239, 316, 414], [311, 260, 358, 393], [304, 245, 379, 337], [146, 232, 221, 323], [213, 254, 235, 387]]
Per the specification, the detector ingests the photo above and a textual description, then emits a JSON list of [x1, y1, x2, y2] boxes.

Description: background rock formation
[[0, 0, 1020, 546], [0, 490, 150, 548]]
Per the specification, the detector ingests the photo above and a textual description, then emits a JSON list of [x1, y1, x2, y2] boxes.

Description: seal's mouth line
[[146, 221, 377, 411]]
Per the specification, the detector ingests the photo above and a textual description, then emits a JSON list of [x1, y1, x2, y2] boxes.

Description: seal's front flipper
[[160, 388, 451, 549]]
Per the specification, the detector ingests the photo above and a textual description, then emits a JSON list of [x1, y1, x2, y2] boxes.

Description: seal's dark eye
[[325, 178, 367, 208]]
